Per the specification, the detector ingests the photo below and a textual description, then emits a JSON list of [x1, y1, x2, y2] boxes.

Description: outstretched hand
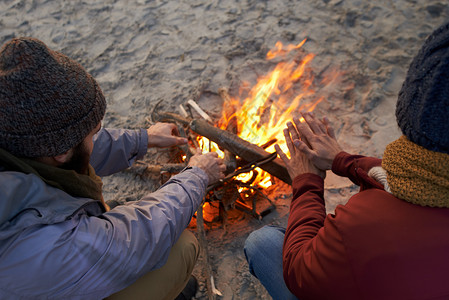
[[147, 122, 188, 148], [188, 149, 226, 184], [275, 123, 326, 180], [293, 112, 342, 171], [275, 112, 342, 180]]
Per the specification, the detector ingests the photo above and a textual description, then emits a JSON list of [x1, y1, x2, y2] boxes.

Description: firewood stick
[[223, 151, 237, 175], [178, 104, 189, 118], [190, 118, 291, 185], [145, 163, 187, 174], [234, 199, 261, 220], [178, 126, 196, 159], [260, 138, 278, 149], [153, 111, 191, 126], [196, 202, 218, 300], [126, 163, 187, 175], [187, 99, 213, 123]]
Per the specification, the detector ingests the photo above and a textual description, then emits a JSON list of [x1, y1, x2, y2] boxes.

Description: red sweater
[[283, 152, 449, 300]]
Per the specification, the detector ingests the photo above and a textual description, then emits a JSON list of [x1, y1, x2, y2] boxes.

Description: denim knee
[[245, 225, 285, 255], [244, 225, 286, 274]]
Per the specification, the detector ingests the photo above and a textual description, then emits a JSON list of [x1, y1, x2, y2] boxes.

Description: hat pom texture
[[0, 37, 106, 157]]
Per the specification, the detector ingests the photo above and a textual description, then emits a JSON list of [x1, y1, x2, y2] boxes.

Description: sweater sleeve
[[283, 173, 357, 299], [331, 151, 384, 191], [58, 167, 208, 298], [90, 128, 148, 176]]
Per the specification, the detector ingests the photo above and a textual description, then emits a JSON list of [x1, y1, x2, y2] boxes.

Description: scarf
[[382, 135, 449, 207], [0, 148, 106, 211]]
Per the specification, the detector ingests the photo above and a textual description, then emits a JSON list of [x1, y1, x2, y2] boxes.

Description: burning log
[[223, 150, 237, 175], [260, 138, 278, 149], [190, 118, 292, 185], [153, 109, 291, 184]]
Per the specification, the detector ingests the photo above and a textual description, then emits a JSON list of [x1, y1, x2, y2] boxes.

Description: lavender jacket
[[0, 128, 208, 299]]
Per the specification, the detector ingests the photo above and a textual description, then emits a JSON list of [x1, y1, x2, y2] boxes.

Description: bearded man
[[0, 37, 225, 300]]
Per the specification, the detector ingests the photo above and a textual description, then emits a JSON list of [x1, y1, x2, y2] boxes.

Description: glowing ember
[[197, 40, 338, 188]]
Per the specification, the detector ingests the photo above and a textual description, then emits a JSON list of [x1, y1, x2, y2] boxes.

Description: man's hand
[[275, 124, 325, 180], [147, 122, 188, 148], [292, 112, 342, 171], [188, 150, 226, 184]]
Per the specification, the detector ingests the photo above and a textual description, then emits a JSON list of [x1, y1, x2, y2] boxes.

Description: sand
[[1, 0, 448, 299]]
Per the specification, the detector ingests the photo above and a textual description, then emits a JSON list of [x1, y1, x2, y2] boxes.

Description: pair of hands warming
[[275, 112, 342, 180], [147, 123, 225, 184]]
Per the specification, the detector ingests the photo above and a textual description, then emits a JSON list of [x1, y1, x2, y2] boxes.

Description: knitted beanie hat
[[0, 37, 106, 158], [396, 22, 449, 154]]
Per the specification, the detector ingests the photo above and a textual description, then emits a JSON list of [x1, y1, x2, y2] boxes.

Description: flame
[[197, 40, 338, 188], [266, 39, 307, 60]]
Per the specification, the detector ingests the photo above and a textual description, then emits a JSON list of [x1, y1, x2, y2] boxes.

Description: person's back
[[339, 189, 449, 299]]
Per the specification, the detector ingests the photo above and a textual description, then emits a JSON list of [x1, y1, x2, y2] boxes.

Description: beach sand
[[1, 0, 448, 298]]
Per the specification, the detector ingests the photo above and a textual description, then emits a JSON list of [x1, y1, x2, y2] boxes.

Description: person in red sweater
[[244, 22, 449, 300]]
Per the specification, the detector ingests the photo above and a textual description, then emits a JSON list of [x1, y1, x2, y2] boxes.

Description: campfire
[[139, 40, 341, 298], [147, 39, 340, 223]]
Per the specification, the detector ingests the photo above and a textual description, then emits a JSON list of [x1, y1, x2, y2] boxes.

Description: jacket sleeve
[[90, 128, 148, 176], [60, 167, 209, 298], [331, 151, 383, 191], [283, 173, 357, 299]]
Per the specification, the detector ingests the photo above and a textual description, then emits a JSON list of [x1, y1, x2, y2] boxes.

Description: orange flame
[[198, 40, 338, 188]]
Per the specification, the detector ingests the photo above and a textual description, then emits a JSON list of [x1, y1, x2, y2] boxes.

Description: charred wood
[[190, 119, 291, 185]]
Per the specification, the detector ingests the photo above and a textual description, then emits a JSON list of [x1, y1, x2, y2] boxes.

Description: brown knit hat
[[0, 37, 106, 157]]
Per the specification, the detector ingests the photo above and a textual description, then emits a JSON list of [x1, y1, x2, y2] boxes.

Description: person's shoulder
[[330, 189, 398, 225], [0, 170, 41, 192]]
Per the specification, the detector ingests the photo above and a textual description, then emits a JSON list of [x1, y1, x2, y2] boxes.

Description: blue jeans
[[244, 225, 298, 300]]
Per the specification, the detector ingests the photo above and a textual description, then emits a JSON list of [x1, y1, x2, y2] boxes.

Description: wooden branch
[[145, 163, 187, 174], [187, 99, 213, 123], [196, 203, 216, 300], [179, 104, 189, 118], [178, 126, 197, 159], [127, 163, 187, 175], [153, 111, 191, 126], [190, 118, 292, 185], [223, 151, 237, 175]]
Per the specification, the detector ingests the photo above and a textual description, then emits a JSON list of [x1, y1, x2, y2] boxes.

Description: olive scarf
[[0, 148, 106, 211]]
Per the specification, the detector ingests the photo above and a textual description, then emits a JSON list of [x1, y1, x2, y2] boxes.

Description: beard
[[60, 141, 90, 175]]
